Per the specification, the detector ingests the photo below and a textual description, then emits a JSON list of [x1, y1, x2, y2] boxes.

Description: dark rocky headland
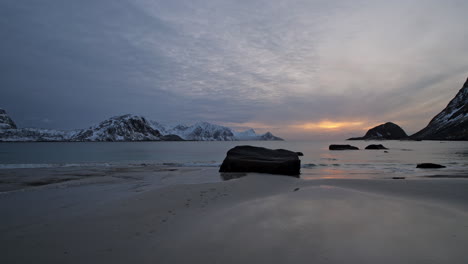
[[348, 122, 408, 140], [411, 77, 468, 140]]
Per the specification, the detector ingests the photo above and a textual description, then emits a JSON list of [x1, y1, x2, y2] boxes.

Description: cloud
[[1, 0, 467, 138]]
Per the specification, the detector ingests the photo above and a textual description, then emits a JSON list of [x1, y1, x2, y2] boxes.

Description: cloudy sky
[[1, 0, 467, 139]]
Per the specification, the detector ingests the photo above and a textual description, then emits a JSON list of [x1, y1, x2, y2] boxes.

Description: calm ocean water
[[1, 141, 467, 179]]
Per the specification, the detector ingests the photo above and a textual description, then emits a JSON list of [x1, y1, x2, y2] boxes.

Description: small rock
[[392, 177, 405, 180], [329, 144, 359, 150], [293, 188, 300, 192], [365, 144, 388, 150], [416, 163, 446, 169], [296, 152, 304, 156]]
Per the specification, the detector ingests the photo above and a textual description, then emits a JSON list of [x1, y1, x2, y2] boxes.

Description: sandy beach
[[1, 165, 468, 263]]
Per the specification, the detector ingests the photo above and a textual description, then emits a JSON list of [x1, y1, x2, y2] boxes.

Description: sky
[[1, 0, 468, 140]]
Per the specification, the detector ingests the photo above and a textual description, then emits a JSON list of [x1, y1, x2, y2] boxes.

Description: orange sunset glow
[[296, 121, 365, 130]]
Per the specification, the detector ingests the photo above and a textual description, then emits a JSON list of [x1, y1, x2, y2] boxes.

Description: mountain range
[[2, 77, 467, 142], [0, 113, 283, 142]]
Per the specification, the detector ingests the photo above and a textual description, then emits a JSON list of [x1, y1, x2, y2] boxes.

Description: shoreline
[[1, 163, 467, 193], [1, 163, 468, 193], [0, 164, 224, 193]]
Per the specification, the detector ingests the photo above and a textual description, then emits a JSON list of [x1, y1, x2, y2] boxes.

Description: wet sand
[[1, 166, 468, 263]]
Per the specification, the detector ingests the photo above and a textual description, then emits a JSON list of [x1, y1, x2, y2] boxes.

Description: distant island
[[349, 77, 468, 141], [0, 111, 283, 142]]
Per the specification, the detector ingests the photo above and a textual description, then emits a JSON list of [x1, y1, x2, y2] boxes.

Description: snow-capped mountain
[[149, 121, 169, 135], [0, 109, 17, 129], [257, 131, 284, 141], [0, 111, 283, 141], [233, 128, 258, 140], [0, 109, 75, 141], [71, 114, 179, 142], [151, 122, 283, 141], [412, 77, 468, 140], [232, 129, 284, 141], [0, 128, 75, 142], [165, 121, 236, 141]]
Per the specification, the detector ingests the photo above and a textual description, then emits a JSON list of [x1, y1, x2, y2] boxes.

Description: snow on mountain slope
[[412, 77, 468, 140], [167, 122, 236, 141], [71, 114, 164, 141], [149, 121, 169, 135], [233, 129, 284, 141], [233, 128, 258, 140], [0, 109, 79, 142], [0, 128, 76, 142], [0, 109, 17, 130], [158, 123, 283, 141]]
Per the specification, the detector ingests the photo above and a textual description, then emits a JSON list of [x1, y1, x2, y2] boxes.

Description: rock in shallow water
[[219, 146, 301, 176], [329, 144, 359, 150], [416, 163, 446, 169], [365, 144, 388, 150]]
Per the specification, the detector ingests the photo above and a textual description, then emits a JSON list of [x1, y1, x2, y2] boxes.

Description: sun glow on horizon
[[220, 119, 376, 140], [296, 121, 365, 130]]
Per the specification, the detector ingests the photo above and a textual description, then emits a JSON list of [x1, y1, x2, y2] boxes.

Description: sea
[[0, 140, 467, 179]]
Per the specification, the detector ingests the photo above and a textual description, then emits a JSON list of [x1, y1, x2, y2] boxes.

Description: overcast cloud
[[1, 0, 467, 139]]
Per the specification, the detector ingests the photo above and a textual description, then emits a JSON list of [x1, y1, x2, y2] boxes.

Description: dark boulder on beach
[[296, 152, 304, 156], [365, 144, 388, 150], [329, 144, 359, 150], [416, 163, 446, 169], [219, 146, 301, 176], [348, 122, 408, 140]]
